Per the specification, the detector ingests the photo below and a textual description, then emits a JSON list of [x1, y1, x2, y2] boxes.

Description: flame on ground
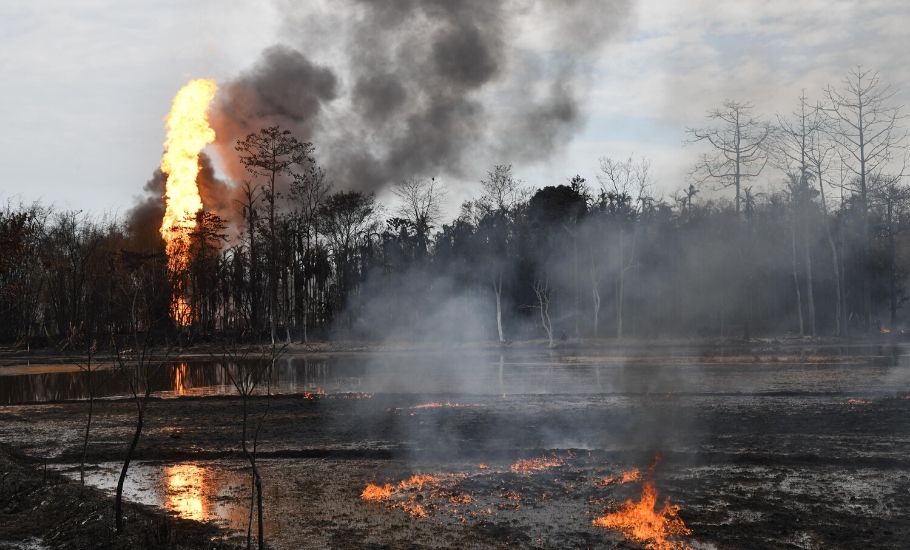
[[510, 456, 564, 474], [361, 483, 393, 501], [602, 467, 641, 486], [159, 78, 217, 325], [304, 387, 327, 400], [593, 479, 691, 550], [400, 501, 427, 519], [398, 474, 441, 490], [360, 458, 689, 541], [361, 475, 446, 519]]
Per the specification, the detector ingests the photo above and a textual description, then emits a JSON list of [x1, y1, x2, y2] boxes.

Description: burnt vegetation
[[2, 70, 910, 349]]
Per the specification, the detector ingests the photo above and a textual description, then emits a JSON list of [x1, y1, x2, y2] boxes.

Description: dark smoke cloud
[[210, 45, 339, 182], [196, 152, 235, 223], [130, 0, 632, 231], [208, 0, 632, 195], [126, 169, 165, 246]]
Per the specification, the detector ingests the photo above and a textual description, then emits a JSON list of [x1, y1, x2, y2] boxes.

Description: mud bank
[[0, 444, 238, 550], [2, 382, 909, 549]]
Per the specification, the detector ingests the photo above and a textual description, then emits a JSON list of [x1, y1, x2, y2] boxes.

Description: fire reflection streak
[[164, 463, 207, 521]]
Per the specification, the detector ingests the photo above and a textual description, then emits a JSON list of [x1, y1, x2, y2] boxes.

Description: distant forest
[[2, 68, 909, 347]]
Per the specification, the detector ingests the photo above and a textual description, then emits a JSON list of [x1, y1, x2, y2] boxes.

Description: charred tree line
[[2, 68, 909, 346]]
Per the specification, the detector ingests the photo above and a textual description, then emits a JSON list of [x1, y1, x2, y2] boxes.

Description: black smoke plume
[[131, 0, 632, 230], [212, 0, 632, 192]]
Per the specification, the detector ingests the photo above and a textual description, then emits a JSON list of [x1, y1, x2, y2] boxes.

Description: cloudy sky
[[2, 0, 909, 220]]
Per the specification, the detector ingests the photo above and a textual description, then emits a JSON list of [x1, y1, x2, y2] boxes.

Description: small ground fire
[[360, 455, 692, 548], [592, 458, 691, 550]]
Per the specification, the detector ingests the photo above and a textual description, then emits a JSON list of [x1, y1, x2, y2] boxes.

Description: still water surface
[[3, 347, 909, 405]]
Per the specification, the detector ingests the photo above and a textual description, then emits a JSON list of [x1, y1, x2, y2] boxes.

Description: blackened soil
[[0, 443, 239, 550], [1, 389, 909, 549]]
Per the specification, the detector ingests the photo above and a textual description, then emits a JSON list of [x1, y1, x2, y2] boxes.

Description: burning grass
[[601, 467, 641, 486], [303, 387, 327, 400], [361, 472, 467, 520], [361, 483, 393, 501], [592, 456, 690, 549], [592, 479, 691, 550], [359, 455, 693, 548], [510, 456, 564, 474], [398, 473, 441, 490]]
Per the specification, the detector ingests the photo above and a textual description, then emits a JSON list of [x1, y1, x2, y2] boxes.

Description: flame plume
[[159, 79, 217, 324]]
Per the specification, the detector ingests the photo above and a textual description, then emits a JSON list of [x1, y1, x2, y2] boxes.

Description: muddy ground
[[1, 379, 909, 549], [0, 443, 236, 550]]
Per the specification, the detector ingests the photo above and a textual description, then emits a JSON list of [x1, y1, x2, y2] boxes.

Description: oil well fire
[[4, 2, 910, 550], [158, 79, 218, 325]]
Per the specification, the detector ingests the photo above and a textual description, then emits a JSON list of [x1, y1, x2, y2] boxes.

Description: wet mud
[[1, 349, 908, 549]]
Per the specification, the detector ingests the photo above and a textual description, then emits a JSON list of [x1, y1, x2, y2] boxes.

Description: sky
[[2, 0, 910, 220]]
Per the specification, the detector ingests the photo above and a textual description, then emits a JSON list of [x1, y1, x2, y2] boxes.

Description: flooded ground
[[2, 346, 909, 548], [2, 345, 908, 405]]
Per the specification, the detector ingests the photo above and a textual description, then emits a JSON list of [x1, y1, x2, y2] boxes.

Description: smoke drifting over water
[[208, 0, 633, 194]]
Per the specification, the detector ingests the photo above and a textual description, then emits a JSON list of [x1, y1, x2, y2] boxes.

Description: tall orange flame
[[159, 79, 217, 324]]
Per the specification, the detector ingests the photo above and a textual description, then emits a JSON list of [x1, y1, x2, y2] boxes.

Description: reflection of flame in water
[[174, 363, 189, 396], [165, 463, 206, 521]]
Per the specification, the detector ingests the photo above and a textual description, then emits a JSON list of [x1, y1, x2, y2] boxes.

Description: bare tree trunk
[[616, 272, 624, 339], [803, 220, 817, 337], [240, 396, 254, 550], [255, 468, 264, 550], [862, 191, 872, 332], [286, 262, 294, 344], [79, 367, 94, 487], [541, 303, 553, 348], [791, 212, 805, 336], [534, 279, 553, 347], [493, 272, 504, 343], [616, 228, 625, 340], [303, 276, 309, 344], [889, 199, 897, 328], [573, 236, 580, 338], [252, 353, 275, 550], [817, 174, 843, 336], [245, 190, 260, 337], [115, 400, 146, 533]]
